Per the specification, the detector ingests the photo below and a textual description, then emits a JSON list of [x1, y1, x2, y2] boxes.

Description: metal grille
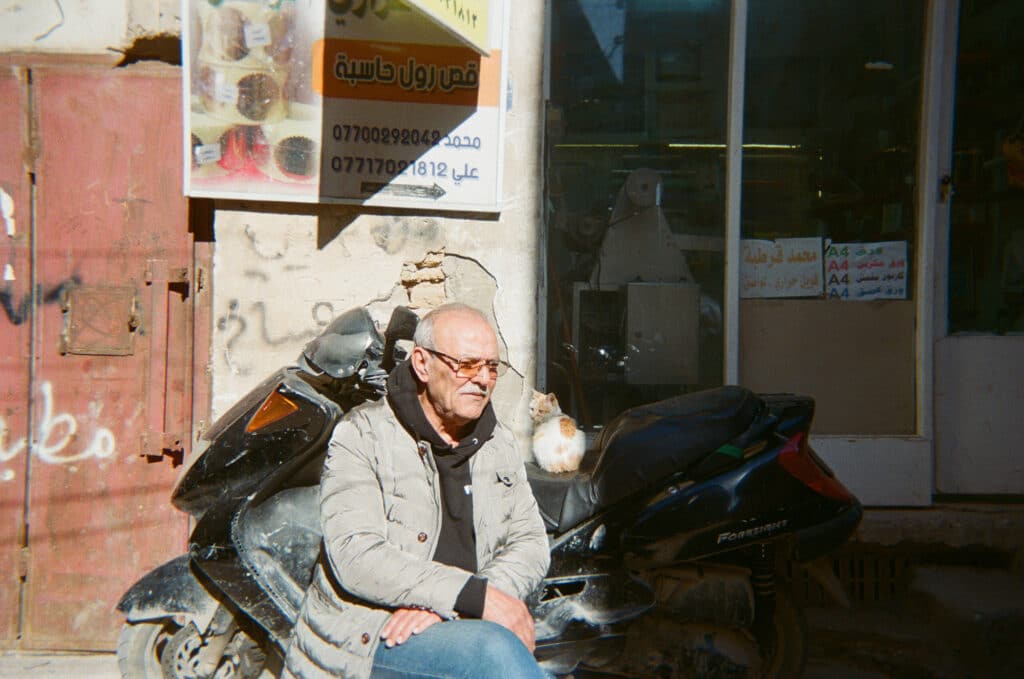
[[783, 547, 913, 605]]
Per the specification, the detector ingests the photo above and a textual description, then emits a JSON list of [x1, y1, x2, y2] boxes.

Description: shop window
[[738, 1, 925, 434], [948, 0, 1024, 334], [545, 0, 731, 429]]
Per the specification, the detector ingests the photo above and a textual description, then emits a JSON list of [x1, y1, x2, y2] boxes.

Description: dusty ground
[[2, 565, 1021, 678], [804, 565, 1024, 679]]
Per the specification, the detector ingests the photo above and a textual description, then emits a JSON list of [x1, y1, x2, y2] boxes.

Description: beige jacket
[[282, 397, 550, 679]]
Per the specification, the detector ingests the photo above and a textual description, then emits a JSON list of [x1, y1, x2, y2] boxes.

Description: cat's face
[[529, 390, 560, 421]]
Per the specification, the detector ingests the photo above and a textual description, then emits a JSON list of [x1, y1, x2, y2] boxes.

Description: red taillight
[[778, 433, 854, 502], [245, 391, 299, 433]]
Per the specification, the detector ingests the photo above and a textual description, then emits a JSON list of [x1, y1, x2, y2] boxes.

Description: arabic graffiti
[[216, 297, 335, 376], [1, 187, 15, 236], [1, 276, 82, 326], [0, 381, 117, 469], [333, 53, 480, 94]]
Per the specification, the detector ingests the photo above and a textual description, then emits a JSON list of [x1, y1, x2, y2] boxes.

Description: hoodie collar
[[386, 360, 496, 459]]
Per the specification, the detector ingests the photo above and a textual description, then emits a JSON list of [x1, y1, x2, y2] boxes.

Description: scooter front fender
[[116, 555, 220, 634]]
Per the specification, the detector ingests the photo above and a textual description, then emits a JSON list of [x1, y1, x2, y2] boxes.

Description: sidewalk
[[2, 563, 1021, 678], [0, 651, 120, 678], [803, 564, 1024, 679]]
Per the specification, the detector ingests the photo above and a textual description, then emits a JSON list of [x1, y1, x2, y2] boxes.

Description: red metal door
[[0, 68, 31, 649], [11, 63, 195, 650]]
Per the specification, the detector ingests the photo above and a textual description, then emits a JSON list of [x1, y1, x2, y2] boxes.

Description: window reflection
[[743, 1, 923, 255], [546, 0, 730, 428], [949, 0, 1024, 333], [739, 0, 924, 435]]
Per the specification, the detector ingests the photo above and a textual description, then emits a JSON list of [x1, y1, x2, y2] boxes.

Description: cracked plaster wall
[[0, 0, 178, 53], [211, 211, 539, 444], [209, 0, 546, 446]]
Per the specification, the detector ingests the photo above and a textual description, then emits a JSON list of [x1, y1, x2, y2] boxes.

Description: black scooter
[[117, 305, 862, 678]]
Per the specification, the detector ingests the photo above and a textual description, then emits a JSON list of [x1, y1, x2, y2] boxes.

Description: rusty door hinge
[[140, 431, 185, 466]]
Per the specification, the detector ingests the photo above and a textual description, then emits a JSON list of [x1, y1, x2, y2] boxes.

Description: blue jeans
[[370, 619, 554, 679]]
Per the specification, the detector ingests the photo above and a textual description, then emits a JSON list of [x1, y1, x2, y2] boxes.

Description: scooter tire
[[760, 586, 807, 679], [116, 619, 182, 678]]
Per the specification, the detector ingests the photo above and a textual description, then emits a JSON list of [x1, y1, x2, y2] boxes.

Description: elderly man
[[284, 303, 551, 679]]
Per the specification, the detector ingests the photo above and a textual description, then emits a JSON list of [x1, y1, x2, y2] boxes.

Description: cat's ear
[[547, 393, 560, 409]]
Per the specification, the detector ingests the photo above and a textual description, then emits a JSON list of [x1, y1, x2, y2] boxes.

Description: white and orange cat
[[529, 390, 586, 474]]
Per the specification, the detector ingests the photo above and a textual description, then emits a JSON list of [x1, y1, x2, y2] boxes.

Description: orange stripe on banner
[[312, 39, 500, 108]]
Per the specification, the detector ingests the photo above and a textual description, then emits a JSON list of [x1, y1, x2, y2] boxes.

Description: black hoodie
[[386, 361, 491, 618]]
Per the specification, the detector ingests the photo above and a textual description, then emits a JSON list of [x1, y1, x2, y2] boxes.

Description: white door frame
[[932, 0, 1024, 495]]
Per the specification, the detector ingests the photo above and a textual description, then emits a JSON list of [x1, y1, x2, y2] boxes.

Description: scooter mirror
[[382, 306, 419, 372], [384, 305, 419, 342], [300, 307, 383, 379]]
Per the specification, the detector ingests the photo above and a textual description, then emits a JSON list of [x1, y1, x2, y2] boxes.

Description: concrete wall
[[208, 1, 546, 445], [0, 1, 178, 53], [936, 335, 1024, 494]]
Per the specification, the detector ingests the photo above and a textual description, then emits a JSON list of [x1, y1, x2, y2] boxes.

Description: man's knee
[[471, 621, 531, 663]]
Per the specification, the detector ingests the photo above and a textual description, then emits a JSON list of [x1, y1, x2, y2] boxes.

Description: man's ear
[[410, 346, 431, 383]]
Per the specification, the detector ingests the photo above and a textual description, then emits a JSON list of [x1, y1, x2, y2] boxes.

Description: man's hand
[[380, 608, 443, 648], [482, 584, 536, 652]]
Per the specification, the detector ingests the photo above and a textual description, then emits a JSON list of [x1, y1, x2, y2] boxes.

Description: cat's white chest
[[532, 414, 586, 474]]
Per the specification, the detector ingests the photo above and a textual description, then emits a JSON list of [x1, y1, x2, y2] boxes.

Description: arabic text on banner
[[740, 237, 824, 299]]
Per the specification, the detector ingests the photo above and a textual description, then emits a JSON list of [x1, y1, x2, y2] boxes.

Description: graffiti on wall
[[216, 297, 339, 376], [0, 381, 116, 474], [0, 277, 81, 326]]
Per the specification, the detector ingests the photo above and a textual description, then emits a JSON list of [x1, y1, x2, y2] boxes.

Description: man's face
[[412, 310, 500, 431]]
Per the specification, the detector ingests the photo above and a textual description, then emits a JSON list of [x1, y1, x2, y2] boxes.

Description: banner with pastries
[[183, 0, 508, 212]]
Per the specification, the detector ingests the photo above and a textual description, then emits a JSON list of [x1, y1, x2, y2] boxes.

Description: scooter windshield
[[300, 307, 384, 379]]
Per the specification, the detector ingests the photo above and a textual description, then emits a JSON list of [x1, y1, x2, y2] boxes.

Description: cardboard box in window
[[625, 282, 701, 386]]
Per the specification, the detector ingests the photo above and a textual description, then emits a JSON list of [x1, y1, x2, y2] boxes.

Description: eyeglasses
[[423, 348, 509, 379]]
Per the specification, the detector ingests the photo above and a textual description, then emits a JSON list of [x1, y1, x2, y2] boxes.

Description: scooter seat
[[527, 386, 763, 533]]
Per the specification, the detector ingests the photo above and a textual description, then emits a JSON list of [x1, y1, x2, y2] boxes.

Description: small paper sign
[[740, 237, 823, 298], [244, 23, 273, 48], [825, 241, 908, 300], [193, 143, 221, 165]]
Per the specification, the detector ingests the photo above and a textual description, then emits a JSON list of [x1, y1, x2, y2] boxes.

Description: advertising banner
[[183, 0, 508, 211], [405, 0, 490, 54]]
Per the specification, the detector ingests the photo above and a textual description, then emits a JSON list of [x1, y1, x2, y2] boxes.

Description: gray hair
[[413, 302, 493, 350]]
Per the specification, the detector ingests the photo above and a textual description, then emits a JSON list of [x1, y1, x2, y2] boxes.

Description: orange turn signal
[[245, 391, 299, 433]]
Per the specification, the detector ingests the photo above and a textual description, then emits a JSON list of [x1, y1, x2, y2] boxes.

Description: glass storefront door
[[948, 0, 1024, 334], [935, 0, 1024, 495], [738, 1, 926, 435]]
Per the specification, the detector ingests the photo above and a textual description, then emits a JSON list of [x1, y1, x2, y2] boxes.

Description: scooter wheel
[[116, 619, 182, 678], [759, 586, 807, 679], [161, 623, 207, 679]]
